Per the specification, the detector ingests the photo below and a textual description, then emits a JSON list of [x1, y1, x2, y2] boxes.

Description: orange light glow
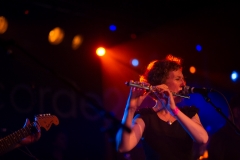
[[48, 27, 64, 45], [199, 150, 208, 159], [72, 34, 83, 50], [166, 54, 181, 65], [96, 47, 106, 56], [189, 66, 196, 74], [0, 16, 8, 34]]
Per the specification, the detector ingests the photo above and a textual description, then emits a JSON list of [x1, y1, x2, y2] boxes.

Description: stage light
[[231, 71, 238, 82], [189, 66, 196, 74], [199, 150, 208, 159], [48, 27, 64, 45], [96, 47, 106, 56], [24, 10, 29, 15], [131, 59, 139, 67], [0, 16, 8, 34], [130, 33, 137, 39], [109, 24, 116, 31], [196, 44, 202, 52], [72, 34, 83, 50]]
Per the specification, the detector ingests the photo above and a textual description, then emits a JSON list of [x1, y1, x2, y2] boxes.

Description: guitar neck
[[0, 123, 34, 154], [0, 114, 59, 155]]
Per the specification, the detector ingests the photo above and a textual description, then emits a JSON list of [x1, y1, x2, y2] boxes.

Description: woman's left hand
[[155, 84, 176, 111]]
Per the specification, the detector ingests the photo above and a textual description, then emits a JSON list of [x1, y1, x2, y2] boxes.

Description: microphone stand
[[200, 92, 240, 135]]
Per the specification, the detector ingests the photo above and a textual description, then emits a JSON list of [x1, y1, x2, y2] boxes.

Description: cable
[[213, 89, 235, 124]]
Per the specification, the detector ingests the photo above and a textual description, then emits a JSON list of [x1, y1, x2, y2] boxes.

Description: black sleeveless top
[[135, 106, 199, 160]]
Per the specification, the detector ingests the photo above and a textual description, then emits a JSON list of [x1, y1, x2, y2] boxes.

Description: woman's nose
[[181, 79, 186, 86]]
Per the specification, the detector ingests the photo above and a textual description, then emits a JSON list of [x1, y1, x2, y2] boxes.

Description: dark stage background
[[0, 1, 240, 160]]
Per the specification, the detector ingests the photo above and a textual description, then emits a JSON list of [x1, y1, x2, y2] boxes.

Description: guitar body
[[0, 113, 59, 155]]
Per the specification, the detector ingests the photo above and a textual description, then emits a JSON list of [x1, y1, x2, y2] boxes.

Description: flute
[[125, 80, 190, 99]]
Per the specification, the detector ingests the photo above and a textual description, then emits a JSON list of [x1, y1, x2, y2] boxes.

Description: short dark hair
[[140, 54, 183, 85]]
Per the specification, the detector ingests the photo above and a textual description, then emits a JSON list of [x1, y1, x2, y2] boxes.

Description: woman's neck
[[152, 102, 167, 113]]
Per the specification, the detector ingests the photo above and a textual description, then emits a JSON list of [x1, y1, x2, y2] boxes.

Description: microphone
[[183, 86, 213, 95]]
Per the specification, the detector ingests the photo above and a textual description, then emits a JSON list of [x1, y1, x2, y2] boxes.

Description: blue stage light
[[131, 59, 139, 67], [109, 24, 116, 31], [231, 71, 238, 82], [196, 44, 202, 52]]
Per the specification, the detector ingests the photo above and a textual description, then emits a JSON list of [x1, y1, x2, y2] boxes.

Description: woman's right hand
[[126, 87, 149, 110]]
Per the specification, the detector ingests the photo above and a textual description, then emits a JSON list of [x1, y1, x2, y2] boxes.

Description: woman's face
[[165, 69, 185, 102]]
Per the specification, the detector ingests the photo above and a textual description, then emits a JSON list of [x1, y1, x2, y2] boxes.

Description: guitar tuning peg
[[35, 113, 52, 117]]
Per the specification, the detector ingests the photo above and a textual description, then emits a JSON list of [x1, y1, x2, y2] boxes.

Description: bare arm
[[116, 87, 148, 152], [116, 111, 145, 152], [157, 84, 209, 144], [175, 110, 209, 144]]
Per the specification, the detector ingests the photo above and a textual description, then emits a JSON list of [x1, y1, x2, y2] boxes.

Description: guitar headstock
[[35, 113, 59, 131]]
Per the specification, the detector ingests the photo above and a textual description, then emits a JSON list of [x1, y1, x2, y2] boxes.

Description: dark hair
[[140, 54, 183, 85]]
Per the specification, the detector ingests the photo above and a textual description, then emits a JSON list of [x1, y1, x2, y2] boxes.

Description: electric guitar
[[0, 114, 59, 154]]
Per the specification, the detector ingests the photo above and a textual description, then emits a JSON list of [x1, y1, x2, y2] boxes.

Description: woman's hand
[[126, 86, 149, 111], [155, 84, 176, 111]]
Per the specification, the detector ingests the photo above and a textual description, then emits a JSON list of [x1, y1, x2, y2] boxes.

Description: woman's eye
[[176, 78, 185, 81]]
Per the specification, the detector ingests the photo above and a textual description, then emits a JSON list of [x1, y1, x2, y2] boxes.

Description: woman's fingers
[[131, 87, 146, 97]]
